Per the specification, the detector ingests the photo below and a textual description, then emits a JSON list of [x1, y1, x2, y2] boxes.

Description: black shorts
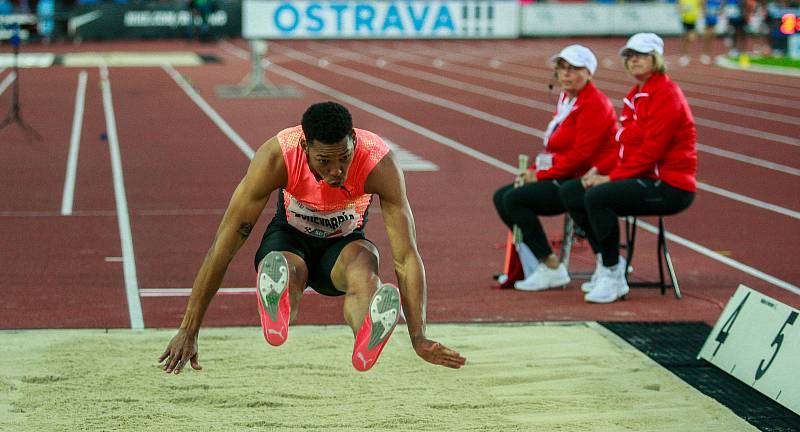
[[254, 218, 371, 297], [682, 21, 696, 32]]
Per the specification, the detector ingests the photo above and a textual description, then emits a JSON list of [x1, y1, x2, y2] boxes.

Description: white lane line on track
[[0, 71, 16, 95], [278, 46, 548, 137], [0, 210, 116, 217], [686, 98, 800, 126], [141, 287, 254, 297], [693, 117, 800, 148], [217, 40, 798, 295], [635, 220, 800, 295], [140, 287, 319, 297], [61, 70, 88, 216], [271, 43, 800, 219], [370, 42, 800, 127], [307, 43, 800, 156], [100, 65, 144, 330], [407, 45, 800, 126], [696, 144, 800, 177], [502, 43, 800, 96], [161, 63, 255, 159], [697, 183, 800, 219], [410, 42, 800, 109]]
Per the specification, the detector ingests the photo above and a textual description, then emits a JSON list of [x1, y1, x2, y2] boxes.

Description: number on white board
[[712, 291, 751, 357], [755, 311, 798, 381]]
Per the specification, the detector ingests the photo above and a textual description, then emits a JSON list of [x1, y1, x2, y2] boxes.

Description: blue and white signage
[[243, 0, 520, 39]]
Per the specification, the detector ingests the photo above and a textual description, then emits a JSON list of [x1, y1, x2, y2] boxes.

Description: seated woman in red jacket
[[493, 45, 618, 292], [560, 33, 697, 304]]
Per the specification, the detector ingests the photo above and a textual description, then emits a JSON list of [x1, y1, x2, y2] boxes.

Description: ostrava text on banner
[[242, 0, 520, 39]]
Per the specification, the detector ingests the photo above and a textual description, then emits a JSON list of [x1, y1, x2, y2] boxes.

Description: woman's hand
[[581, 167, 610, 189], [523, 169, 538, 184]]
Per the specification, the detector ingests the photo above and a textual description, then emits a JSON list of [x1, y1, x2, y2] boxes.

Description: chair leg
[[560, 214, 574, 267], [661, 220, 682, 299], [626, 216, 681, 299], [657, 217, 667, 295], [624, 217, 637, 283], [561, 214, 593, 281]]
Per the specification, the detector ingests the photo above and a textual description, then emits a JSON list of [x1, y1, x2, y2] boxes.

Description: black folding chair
[[624, 216, 681, 299], [559, 214, 593, 281]]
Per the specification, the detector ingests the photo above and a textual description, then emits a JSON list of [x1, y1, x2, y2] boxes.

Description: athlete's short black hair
[[301, 102, 353, 145]]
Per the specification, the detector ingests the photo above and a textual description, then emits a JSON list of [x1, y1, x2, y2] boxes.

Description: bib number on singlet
[[285, 196, 360, 238]]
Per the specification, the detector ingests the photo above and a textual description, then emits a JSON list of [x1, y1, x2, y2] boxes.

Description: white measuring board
[[698, 284, 799, 414]]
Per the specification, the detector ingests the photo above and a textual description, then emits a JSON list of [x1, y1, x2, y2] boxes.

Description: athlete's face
[[555, 59, 591, 97], [304, 133, 355, 188], [624, 52, 655, 83]]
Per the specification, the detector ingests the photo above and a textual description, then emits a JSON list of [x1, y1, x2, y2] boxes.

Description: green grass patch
[[729, 55, 800, 69]]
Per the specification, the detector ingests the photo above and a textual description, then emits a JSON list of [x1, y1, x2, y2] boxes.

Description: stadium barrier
[[66, 1, 242, 40], [27, 1, 689, 41]]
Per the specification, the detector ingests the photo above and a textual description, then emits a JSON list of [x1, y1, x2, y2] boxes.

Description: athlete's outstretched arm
[[160, 137, 287, 374], [366, 151, 466, 369]]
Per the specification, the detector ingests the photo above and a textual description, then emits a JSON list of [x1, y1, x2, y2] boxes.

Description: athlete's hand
[[159, 329, 202, 374], [412, 337, 467, 369]]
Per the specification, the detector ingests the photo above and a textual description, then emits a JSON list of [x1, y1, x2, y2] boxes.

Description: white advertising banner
[[521, 4, 683, 37], [243, 0, 520, 39]]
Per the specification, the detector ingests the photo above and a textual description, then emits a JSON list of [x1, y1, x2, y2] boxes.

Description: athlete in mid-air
[[159, 101, 466, 373]]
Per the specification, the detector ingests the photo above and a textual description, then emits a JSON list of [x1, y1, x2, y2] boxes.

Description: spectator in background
[[679, 0, 702, 65], [493, 45, 618, 292], [702, 0, 725, 63], [189, 0, 216, 42], [0, 0, 12, 15], [726, 0, 757, 56], [560, 33, 697, 304], [36, 0, 55, 43]]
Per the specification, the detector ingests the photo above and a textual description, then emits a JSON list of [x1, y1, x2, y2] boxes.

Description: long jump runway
[[0, 38, 798, 430]]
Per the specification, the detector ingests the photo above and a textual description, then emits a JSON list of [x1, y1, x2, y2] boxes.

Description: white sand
[[0, 323, 756, 431]]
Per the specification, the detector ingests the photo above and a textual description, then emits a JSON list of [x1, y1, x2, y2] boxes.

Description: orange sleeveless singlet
[[276, 126, 390, 238]]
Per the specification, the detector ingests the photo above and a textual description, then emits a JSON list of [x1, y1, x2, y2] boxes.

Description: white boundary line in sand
[[193, 40, 797, 296], [61, 70, 88, 216], [100, 65, 144, 330]]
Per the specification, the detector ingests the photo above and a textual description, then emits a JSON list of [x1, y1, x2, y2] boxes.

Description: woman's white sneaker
[[582, 255, 628, 293], [514, 264, 570, 291], [581, 254, 602, 293], [584, 263, 629, 303]]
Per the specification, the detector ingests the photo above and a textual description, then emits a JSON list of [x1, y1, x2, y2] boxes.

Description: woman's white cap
[[549, 44, 597, 75], [620, 33, 664, 56]]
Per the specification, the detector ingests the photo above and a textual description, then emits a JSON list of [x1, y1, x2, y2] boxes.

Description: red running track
[[0, 37, 797, 331]]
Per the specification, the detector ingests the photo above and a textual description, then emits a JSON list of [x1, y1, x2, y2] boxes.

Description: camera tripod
[[0, 28, 41, 140]]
